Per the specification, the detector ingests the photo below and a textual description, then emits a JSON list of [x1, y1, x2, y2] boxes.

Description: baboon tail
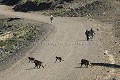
[[42, 65, 44, 68]]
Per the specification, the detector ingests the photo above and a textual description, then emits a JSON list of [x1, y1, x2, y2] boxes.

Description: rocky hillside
[[0, 0, 74, 11]]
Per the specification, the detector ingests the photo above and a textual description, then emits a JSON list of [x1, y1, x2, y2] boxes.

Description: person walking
[[85, 30, 89, 41], [50, 15, 54, 23], [90, 28, 95, 39]]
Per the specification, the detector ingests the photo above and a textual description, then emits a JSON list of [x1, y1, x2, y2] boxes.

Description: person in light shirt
[[50, 15, 54, 23]]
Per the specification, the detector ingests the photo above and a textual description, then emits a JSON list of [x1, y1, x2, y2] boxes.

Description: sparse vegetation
[[0, 15, 48, 61], [0, 0, 74, 12], [64, 1, 107, 17]]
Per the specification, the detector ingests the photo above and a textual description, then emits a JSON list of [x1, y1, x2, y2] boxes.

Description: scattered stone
[[40, 33, 43, 35], [119, 51, 120, 53], [107, 71, 110, 72], [115, 41, 117, 44], [115, 56, 117, 58], [97, 28, 99, 31], [104, 50, 108, 55], [112, 46, 114, 48], [111, 77, 117, 80], [103, 12, 106, 15], [104, 53, 106, 55]]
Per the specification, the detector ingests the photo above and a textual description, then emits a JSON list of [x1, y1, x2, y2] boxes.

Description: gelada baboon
[[28, 57, 35, 63], [55, 56, 64, 62], [34, 60, 44, 68], [80, 59, 92, 68]]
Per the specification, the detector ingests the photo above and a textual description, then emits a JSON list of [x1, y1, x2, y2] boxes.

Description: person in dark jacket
[[90, 28, 95, 39], [85, 30, 89, 41]]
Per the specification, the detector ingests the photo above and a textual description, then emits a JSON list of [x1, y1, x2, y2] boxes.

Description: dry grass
[[0, 16, 48, 61]]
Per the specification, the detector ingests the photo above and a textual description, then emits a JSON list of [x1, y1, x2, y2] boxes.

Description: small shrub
[[0, 40, 6, 47]]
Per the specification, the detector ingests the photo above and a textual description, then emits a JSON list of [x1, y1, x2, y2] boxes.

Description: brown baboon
[[80, 59, 92, 68], [55, 56, 64, 62], [34, 60, 44, 68], [28, 57, 35, 63]]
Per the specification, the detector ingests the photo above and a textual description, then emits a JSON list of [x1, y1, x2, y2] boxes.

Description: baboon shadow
[[54, 61, 62, 63], [27, 62, 34, 63], [74, 67, 87, 68], [26, 67, 40, 70], [92, 63, 120, 68], [74, 63, 90, 68], [74, 66, 92, 68], [75, 40, 86, 42]]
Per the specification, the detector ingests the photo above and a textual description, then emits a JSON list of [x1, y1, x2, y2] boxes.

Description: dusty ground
[[0, 5, 119, 80]]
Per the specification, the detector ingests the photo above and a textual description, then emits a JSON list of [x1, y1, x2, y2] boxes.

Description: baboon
[[28, 57, 35, 63], [55, 56, 64, 62], [34, 60, 44, 68], [80, 59, 92, 68]]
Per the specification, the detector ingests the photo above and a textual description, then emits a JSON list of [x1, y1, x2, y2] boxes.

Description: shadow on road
[[91, 63, 120, 68], [25, 68, 40, 70], [74, 67, 88, 68]]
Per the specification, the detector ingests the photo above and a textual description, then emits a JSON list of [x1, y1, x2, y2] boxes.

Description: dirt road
[[0, 5, 113, 80]]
